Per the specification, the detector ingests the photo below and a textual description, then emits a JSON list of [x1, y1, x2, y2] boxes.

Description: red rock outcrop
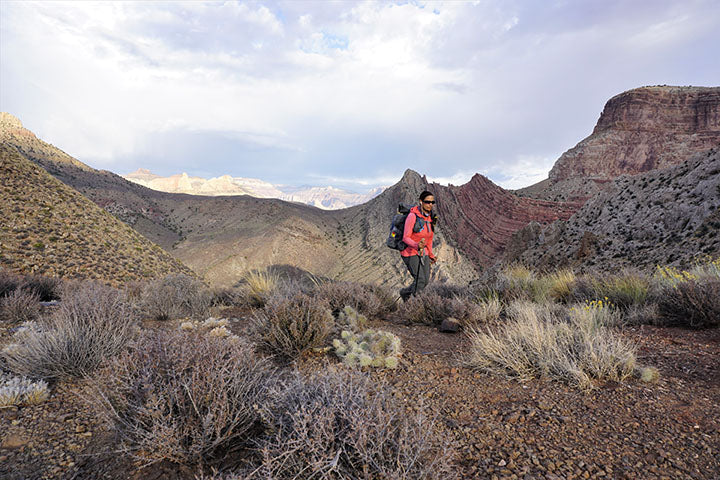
[[428, 174, 579, 267], [519, 86, 720, 202]]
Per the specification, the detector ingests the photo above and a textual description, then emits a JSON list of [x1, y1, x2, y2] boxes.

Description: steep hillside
[[0, 144, 194, 283], [507, 148, 720, 271], [517, 86, 720, 202]]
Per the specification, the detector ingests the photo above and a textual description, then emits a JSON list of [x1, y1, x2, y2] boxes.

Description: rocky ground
[[1, 312, 718, 479]]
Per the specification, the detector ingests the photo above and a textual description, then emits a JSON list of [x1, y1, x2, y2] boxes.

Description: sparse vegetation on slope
[[0, 144, 194, 284]]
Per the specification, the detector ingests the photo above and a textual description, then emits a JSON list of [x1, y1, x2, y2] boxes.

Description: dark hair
[[419, 191, 434, 201], [419, 191, 438, 231]]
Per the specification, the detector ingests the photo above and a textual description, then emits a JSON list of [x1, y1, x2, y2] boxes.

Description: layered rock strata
[[518, 86, 720, 202]]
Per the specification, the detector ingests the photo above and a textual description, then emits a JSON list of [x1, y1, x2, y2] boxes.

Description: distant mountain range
[[123, 169, 384, 210]]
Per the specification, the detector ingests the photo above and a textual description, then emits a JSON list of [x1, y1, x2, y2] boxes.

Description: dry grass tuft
[[242, 269, 281, 307], [465, 301, 637, 389]]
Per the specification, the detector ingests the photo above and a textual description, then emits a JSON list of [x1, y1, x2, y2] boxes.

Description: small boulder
[[1, 433, 29, 449], [439, 317, 461, 333]]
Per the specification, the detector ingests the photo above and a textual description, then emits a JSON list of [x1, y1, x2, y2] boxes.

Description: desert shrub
[[0, 372, 49, 407], [465, 300, 637, 389], [570, 299, 623, 327], [313, 281, 391, 318], [688, 256, 720, 281], [88, 330, 273, 467], [140, 274, 213, 321], [211, 287, 243, 307], [594, 273, 650, 310], [425, 282, 470, 300], [396, 292, 453, 325], [461, 294, 502, 329], [1, 282, 137, 380], [0, 288, 41, 324], [654, 265, 698, 288], [656, 280, 720, 328], [20, 274, 61, 301], [623, 303, 659, 326], [494, 264, 536, 302], [246, 370, 455, 480], [252, 293, 333, 359], [333, 328, 402, 369], [367, 283, 398, 315], [0, 269, 21, 298]]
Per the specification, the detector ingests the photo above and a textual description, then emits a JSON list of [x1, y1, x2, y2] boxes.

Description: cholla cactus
[[180, 321, 196, 331], [337, 305, 367, 333], [179, 318, 238, 341], [334, 329, 401, 369], [0, 373, 49, 407], [208, 326, 231, 338], [202, 318, 229, 329]]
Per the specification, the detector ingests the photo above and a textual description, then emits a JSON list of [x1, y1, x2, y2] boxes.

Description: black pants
[[400, 255, 431, 300]]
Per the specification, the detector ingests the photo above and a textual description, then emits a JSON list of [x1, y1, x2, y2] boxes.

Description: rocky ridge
[[517, 86, 720, 202], [506, 148, 720, 271]]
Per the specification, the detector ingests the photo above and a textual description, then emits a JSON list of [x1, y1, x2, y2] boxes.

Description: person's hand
[[430, 256, 437, 265]]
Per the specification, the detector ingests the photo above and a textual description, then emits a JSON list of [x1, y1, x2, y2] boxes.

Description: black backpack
[[386, 203, 427, 251]]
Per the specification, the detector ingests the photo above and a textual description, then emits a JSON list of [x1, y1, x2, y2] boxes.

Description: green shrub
[[595, 273, 650, 310], [656, 280, 720, 328], [88, 330, 273, 467], [252, 293, 333, 359]]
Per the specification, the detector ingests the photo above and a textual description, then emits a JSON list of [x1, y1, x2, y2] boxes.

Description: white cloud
[[2, 0, 719, 190]]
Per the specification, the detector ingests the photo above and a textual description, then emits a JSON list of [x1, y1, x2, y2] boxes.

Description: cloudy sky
[[2, 1, 719, 192]]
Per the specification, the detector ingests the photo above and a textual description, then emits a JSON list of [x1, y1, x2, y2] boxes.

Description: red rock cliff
[[549, 86, 720, 184]]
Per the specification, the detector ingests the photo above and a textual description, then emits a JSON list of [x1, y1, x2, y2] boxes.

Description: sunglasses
[[422, 200, 436, 204]]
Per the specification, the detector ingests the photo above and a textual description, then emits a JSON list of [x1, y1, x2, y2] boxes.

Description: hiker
[[399, 190, 437, 301]]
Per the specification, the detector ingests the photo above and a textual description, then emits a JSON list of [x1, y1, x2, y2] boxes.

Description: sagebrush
[[1, 282, 136, 380]]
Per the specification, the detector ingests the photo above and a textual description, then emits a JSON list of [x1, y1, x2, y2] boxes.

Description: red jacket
[[401, 205, 435, 260]]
